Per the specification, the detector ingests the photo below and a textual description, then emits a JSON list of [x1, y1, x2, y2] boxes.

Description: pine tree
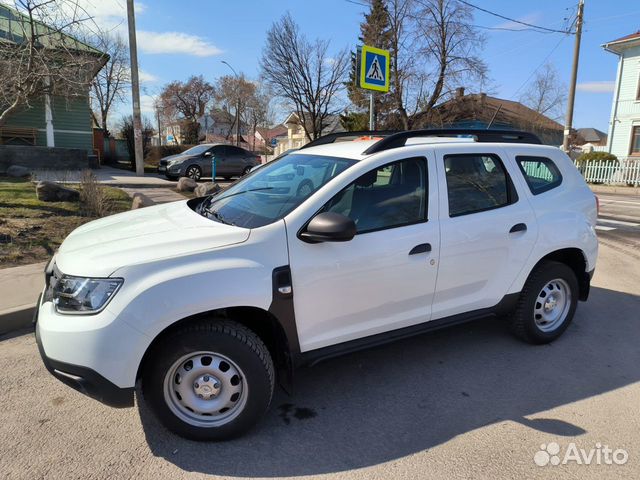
[[346, 0, 393, 129]]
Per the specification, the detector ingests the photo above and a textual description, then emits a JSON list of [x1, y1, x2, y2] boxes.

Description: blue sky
[[91, 0, 640, 131]]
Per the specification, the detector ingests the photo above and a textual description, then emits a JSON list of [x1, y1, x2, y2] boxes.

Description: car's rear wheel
[[509, 261, 578, 344], [185, 165, 202, 181], [141, 320, 274, 441]]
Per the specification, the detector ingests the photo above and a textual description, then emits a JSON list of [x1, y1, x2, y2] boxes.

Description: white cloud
[[140, 94, 157, 114], [136, 31, 222, 57], [138, 69, 159, 83], [577, 81, 615, 93]]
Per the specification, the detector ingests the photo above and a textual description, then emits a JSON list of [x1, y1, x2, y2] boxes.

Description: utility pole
[[126, 0, 144, 175], [562, 0, 584, 152]]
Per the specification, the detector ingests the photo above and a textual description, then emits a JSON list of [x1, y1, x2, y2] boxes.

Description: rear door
[[431, 145, 538, 319], [226, 146, 247, 175], [212, 145, 230, 177]]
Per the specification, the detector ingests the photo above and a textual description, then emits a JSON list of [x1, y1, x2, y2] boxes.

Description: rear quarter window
[[516, 156, 562, 195]]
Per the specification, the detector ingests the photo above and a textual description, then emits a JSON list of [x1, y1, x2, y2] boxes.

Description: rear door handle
[[509, 223, 527, 233], [409, 243, 432, 255]]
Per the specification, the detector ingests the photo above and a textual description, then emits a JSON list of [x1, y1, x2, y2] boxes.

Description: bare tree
[[261, 13, 349, 141], [411, 0, 487, 125], [0, 0, 102, 127], [213, 74, 256, 140], [159, 75, 215, 143], [89, 32, 130, 132], [387, 0, 420, 130], [244, 83, 272, 151], [519, 63, 566, 122]]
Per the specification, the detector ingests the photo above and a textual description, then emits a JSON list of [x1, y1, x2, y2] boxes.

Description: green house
[[0, 4, 107, 153]]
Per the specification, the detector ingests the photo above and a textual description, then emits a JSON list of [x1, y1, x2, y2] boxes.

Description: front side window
[[516, 156, 562, 195], [631, 126, 640, 155], [194, 153, 356, 228], [444, 153, 516, 217], [323, 157, 428, 234]]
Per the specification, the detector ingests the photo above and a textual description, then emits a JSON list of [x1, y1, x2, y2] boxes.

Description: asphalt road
[[1, 194, 639, 479]]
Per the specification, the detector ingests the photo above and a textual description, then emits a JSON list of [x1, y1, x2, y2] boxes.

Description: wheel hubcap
[[534, 278, 571, 332], [163, 352, 247, 427]]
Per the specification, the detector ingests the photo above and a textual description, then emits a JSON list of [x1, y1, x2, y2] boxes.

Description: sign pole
[[369, 92, 375, 130]]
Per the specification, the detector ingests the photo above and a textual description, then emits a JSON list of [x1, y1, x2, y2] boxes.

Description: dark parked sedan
[[158, 144, 261, 180]]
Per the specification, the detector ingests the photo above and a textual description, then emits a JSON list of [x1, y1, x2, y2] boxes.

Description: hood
[[55, 201, 250, 277]]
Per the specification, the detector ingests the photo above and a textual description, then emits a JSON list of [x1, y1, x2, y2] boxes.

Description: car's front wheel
[[184, 165, 202, 181], [509, 261, 578, 344], [141, 320, 274, 440]]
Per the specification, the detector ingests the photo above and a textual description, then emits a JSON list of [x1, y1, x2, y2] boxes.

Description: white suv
[[35, 130, 598, 440]]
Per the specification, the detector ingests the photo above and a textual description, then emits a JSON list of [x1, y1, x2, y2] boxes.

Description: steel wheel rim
[[186, 167, 200, 180], [534, 278, 571, 332], [163, 351, 248, 428]]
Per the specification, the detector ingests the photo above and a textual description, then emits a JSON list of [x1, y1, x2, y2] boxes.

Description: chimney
[[456, 87, 465, 98]]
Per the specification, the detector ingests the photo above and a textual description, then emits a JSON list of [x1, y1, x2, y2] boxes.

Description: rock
[[177, 177, 197, 192], [7, 165, 30, 178], [35, 181, 80, 202], [194, 182, 221, 197], [131, 192, 154, 209]]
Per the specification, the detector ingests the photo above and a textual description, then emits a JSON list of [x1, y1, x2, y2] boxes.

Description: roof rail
[[299, 130, 399, 149], [362, 129, 542, 155]]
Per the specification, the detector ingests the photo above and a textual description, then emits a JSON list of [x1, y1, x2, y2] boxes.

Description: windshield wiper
[[213, 187, 274, 203]]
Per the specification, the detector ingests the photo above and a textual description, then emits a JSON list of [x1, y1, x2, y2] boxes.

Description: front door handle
[[509, 223, 527, 233], [409, 243, 432, 255]]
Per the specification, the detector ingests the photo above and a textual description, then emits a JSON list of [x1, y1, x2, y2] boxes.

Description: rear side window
[[444, 153, 517, 217], [516, 156, 562, 195]]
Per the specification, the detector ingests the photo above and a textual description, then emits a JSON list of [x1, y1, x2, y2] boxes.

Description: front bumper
[[35, 322, 134, 408]]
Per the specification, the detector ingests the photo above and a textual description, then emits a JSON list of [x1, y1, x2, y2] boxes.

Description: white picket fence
[[574, 160, 640, 186]]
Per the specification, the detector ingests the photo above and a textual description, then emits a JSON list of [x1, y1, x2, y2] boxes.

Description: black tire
[[509, 261, 578, 344], [185, 165, 202, 181], [223, 176, 231, 181], [141, 320, 275, 441]]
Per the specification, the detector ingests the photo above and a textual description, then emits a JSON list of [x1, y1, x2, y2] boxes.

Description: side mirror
[[299, 212, 356, 243], [203, 151, 212, 157]]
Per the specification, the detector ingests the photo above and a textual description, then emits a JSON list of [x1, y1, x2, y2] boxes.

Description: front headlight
[[53, 276, 123, 314]]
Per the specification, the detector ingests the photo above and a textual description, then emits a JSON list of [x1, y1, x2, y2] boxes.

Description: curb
[[0, 303, 36, 336], [589, 184, 640, 196]]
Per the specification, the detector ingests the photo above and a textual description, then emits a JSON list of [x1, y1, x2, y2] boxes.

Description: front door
[[286, 156, 440, 352]]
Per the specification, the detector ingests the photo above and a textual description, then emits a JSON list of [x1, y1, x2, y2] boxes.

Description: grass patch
[[0, 176, 130, 268]]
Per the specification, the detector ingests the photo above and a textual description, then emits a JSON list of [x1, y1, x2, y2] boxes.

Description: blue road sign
[[360, 45, 390, 92]]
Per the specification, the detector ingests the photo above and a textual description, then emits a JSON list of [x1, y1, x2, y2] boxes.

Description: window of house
[[631, 126, 640, 155], [516, 156, 563, 195], [443, 153, 517, 217], [323, 157, 428, 234]]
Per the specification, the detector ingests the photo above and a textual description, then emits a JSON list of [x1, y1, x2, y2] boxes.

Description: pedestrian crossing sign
[[359, 45, 390, 92]]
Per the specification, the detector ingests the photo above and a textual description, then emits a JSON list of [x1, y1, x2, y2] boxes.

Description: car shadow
[[138, 285, 639, 477]]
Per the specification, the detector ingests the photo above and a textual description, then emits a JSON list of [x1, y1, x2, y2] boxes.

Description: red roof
[[606, 31, 640, 45]]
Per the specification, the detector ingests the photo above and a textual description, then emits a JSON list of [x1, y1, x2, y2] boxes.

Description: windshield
[[195, 153, 356, 228], [181, 145, 211, 155]]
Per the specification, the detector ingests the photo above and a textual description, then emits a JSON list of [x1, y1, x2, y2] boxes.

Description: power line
[[512, 34, 569, 98], [459, 0, 574, 34]]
